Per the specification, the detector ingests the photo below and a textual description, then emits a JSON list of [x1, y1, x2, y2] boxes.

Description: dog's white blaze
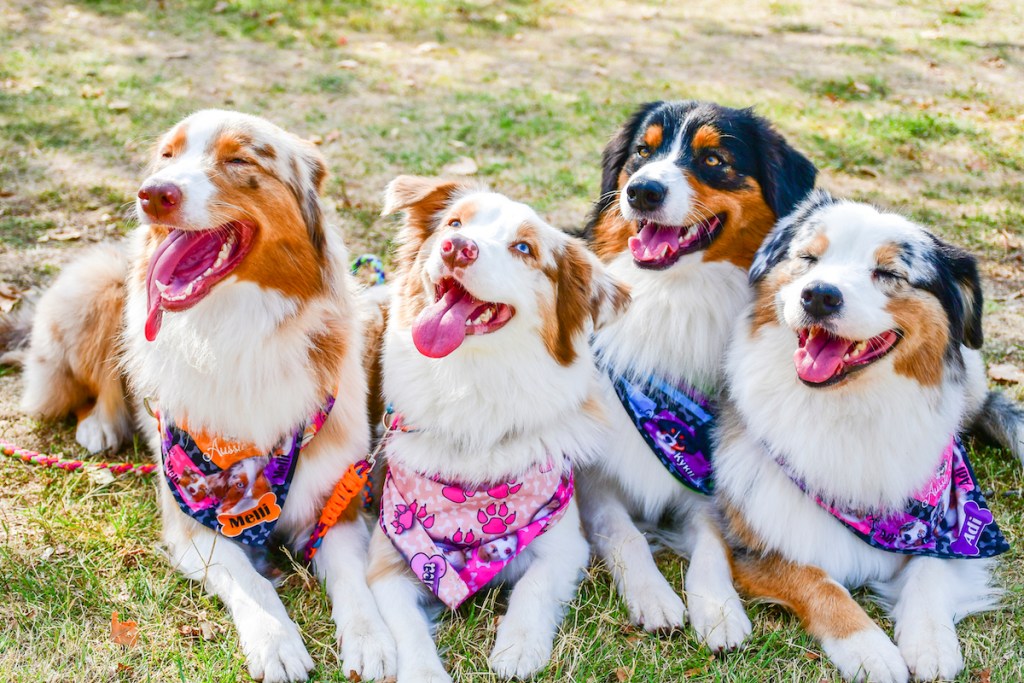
[[618, 158, 695, 227]]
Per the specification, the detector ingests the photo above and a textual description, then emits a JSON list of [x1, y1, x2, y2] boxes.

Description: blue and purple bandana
[[160, 396, 334, 547], [775, 436, 1008, 559], [603, 366, 715, 495]]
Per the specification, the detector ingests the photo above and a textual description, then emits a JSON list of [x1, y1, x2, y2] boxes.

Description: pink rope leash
[[0, 438, 156, 476]]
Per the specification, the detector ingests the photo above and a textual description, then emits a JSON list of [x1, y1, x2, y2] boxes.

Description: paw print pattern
[[447, 527, 476, 546], [478, 503, 517, 535], [392, 501, 435, 534], [441, 486, 475, 504], [486, 482, 522, 499]]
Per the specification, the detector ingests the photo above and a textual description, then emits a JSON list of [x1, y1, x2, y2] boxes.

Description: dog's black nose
[[625, 179, 666, 212], [801, 282, 844, 319]]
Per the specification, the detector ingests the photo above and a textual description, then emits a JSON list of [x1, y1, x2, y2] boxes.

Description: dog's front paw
[[898, 621, 963, 681], [238, 616, 313, 683], [337, 617, 397, 681], [623, 576, 687, 632], [489, 629, 553, 680], [75, 413, 123, 453], [688, 593, 751, 653], [823, 627, 909, 683]]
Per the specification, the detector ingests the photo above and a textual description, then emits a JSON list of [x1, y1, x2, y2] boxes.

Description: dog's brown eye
[[448, 219, 461, 229], [636, 145, 651, 159], [705, 154, 722, 167], [227, 157, 250, 165]]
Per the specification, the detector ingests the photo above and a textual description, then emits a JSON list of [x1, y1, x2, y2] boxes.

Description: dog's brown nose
[[138, 182, 183, 220], [440, 235, 479, 269]]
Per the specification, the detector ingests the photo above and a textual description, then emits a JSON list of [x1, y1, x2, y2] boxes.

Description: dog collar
[[773, 435, 1009, 559], [380, 457, 574, 609], [159, 396, 335, 547], [600, 360, 715, 495]]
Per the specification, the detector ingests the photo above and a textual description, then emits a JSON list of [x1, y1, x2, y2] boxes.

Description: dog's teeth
[[184, 282, 195, 296], [155, 281, 168, 293], [843, 353, 850, 361]]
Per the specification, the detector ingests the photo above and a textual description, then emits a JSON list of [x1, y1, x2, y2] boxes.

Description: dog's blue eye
[[513, 242, 532, 255], [227, 158, 250, 165]]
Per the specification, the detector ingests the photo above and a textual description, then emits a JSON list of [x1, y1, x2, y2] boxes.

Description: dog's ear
[[750, 111, 817, 221], [382, 175, 477, 241], [285, 139, 328, 258], [547, 239, 630, 366], [583, 102, 663, 240], [925, 236, 984, 350], [749, 189, 833, 285]]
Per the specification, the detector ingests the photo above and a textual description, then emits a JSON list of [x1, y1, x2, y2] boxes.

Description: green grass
[[2, 0, 1024, 681]]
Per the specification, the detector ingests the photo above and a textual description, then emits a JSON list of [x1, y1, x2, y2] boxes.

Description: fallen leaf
[[325, 130, 341, 143], [337, 59, 360, 70], [107, 100, 130, 112], [308, 134, 323, 146], [614, 666, 630, 681], [441, 156, 478, 176], [110, 611, 139, 647], [804, 650, 821, 660], [264, 11, 282, 25], [415, 41, 440, 53], [983, 56, 1006, 69], [852, 81, 871, 94], [974, 669, 992, 683], [165, 50, 189, 60], [0, 282, 22, 313], [347, 670, 362, 682], [116, 662, 134, 674], [335, 35, 348, 46], [988, 363, 1024, 384], [80, 85, 104, 99]]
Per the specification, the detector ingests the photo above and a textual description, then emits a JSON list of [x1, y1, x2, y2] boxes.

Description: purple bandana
[[160, 396, 334, 547], [775, 436, 1009, 559], [602, 365, 715, 495], [379, 459, 574, 609]]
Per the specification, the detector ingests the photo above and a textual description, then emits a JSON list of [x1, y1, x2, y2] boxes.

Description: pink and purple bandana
[[602, 363, 715, 495], [775, 436, 1009, 559], [379, 459, 574, 609]]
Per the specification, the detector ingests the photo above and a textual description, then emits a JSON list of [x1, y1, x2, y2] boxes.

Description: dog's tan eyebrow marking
[[804, 232, 830, 257], [643, 124, 663, 149], [692, 124, 721, 149], [874, 243, 903, 268], [212, 132, 254, 159], [445, 198, 478, 226], [161, 124, 189, 156], [512, 222, 542, 260]]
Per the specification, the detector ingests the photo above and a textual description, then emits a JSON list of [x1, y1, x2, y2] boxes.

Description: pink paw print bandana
[[380, 459, 574, 609]]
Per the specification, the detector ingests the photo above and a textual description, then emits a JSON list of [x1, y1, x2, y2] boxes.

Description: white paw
[[238, 616, 313, 683], [76, 413, 122, 453], [823, 628, 909, 683], [688, 593, 752, 652], [623, 575, 687, 632], [898, 622, 963, 681], [398, 663, 452, 683], [489, 627, 553, 680], [337, 617, 397, 681]]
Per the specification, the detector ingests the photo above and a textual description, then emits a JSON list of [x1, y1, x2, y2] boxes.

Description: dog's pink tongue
[[794, 332, 849, 383], [411, 286, 480, 358], [144, 229, 190, 342], [628, 223, 680, 262]]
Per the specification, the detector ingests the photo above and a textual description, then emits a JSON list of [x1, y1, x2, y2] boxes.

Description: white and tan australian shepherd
[[716, 191, 1013, 682], [577, 100, 817, 648], [366, 176, 629, 682], [16, 110, 395, 682]]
